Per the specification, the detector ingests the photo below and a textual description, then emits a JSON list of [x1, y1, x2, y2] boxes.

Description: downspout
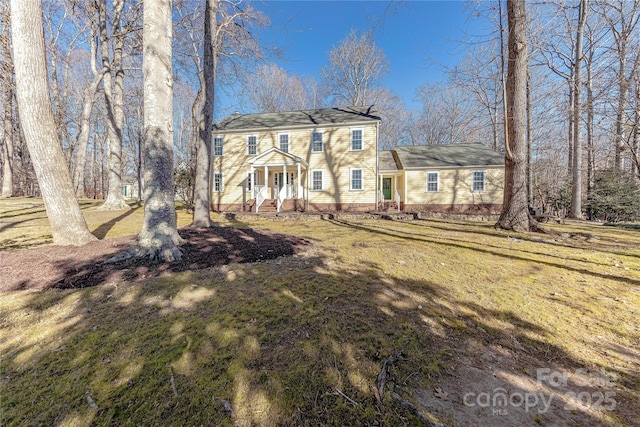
[[375, 121, 380, 211]]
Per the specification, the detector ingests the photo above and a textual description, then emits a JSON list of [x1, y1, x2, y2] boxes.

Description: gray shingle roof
[[213, 106, 381, 131], [379, 150, 400, 171], [388, 144, 504, 169]]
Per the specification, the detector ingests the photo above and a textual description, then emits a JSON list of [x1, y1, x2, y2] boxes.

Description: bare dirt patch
[[0, 226, 311, 292]]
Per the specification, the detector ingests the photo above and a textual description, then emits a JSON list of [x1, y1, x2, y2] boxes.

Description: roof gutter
[[213, 119, 382, 135]]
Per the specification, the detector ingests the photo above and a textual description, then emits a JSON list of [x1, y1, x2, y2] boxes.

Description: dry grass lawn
[[0, 198, 638, 426]]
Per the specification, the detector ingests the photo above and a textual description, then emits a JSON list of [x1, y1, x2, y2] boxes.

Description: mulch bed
[[0, 226, 311, 292]]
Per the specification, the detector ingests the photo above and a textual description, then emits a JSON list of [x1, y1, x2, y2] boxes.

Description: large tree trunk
[[10, 0, 96, 245], [126, 0, 183, 261], [98, 0, 129, 211], [192, 0, 218, 227], [569, 0, 588, 219], [497, 0, 533, 232], [73, 20, 103, 198], [1, 7, 14, 198], [586, 53, 595, 200], [526, 68, 533, 205]]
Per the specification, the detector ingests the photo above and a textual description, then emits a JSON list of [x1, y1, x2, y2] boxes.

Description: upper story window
[[279, 133, 289, 153], [351, 129, 363, 151], [472, 171, 486, 192], [427, 172, 439, 192], [213, 136, 223, 156], [311, 131, 323, 152], [247, 135, 257, 155]]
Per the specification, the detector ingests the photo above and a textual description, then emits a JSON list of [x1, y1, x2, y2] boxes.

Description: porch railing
[[255, 185, 267, 213], [276, 185, 287, 212], [395, 189, 401, 211]]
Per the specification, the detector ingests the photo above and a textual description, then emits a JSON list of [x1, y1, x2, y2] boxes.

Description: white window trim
[[278, 131, 290, 153], [246, 134, 258, 155], [213, 135, 223, 157], [472, 170, 486, 193], [311, 130, 324, 153], [311, 169, 324, 191], [350, 128, 364, 151], [426, 171, 439, 193], [213, 172, 223, 192], [350, 168, 364, 191]]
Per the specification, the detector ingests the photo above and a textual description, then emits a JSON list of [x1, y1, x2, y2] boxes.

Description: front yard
[[0, 198, 638, 426]]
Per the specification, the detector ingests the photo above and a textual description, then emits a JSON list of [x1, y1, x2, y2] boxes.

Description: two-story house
[[210, 106, 381, 212], [210, 106, 505, 214]]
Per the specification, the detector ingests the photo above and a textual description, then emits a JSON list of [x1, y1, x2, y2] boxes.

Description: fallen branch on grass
[[169, 367, 178, 397], [375, 345, 407, 403], [85, 387, 99, 410], [333, 389, 360, 406]]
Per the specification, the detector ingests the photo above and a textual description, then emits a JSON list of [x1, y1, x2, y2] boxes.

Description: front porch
[[246, 147, 308, 213], [378, 172, 404, 212]]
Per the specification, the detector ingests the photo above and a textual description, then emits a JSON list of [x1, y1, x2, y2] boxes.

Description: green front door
[[383, 178, 392, 200]]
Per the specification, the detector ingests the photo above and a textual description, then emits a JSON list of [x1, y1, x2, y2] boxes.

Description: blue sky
[[251, 0, 477, 110]]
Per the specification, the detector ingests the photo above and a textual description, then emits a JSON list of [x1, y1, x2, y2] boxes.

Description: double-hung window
[[311, 131, 323, 152], [213, 137, 223, 156], [350, 168, 363, 190], [426, 172, 439, 192], [213, 173, 223, 192], [311, 170, 323, 191], [247, 135, 257, 155], [279, 133, 289, 153], [351, 129, 363, 151], [472, 171, 486, 192]]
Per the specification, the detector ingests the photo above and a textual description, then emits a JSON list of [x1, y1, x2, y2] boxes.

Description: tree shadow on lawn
[[0, 226, 311, 292], [91, 204, 142, 239], [327, 219, 640, 288], [411, 218, 640, 259], [1, 237, 635, 425], [388, 218, 638, 271]]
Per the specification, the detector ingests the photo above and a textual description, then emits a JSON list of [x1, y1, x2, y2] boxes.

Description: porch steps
[[256, 199, 277, 213], [384, 201, 399, 211]]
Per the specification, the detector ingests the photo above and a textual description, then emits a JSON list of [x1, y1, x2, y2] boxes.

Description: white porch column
[[394, 173, 399, 211], [264, 166, 268, 197], [283, 164, 288, 198], [379, 174, 383, 202], [250, 165, 254, 198], [297, 163, 301, 199]]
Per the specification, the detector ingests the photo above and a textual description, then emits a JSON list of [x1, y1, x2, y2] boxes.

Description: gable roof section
[[390, 144, 504, 169], [379, 150, 400, 171], [248, 146, 308, 167], [213, 106, 381, 132]]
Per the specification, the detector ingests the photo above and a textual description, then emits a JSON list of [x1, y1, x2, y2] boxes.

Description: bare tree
[[321, 29, 389, 106], [1, 2, 14, 198], [192, 0, 217, 227], [371, 87, 408, 149], [97, 0, 130, 210], [127, 0, 183, 261], [595, 0, 640, 170], [569, 0, 589, 219], [10, 0, 96, 245], [241, 63, 322, 113], [70, 2, 105, 197], [497, 0, 535, 232]]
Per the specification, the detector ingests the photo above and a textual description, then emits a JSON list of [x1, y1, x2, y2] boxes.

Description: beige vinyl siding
[[404, 167, 504, 206], [212, 123, 378, 207]]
